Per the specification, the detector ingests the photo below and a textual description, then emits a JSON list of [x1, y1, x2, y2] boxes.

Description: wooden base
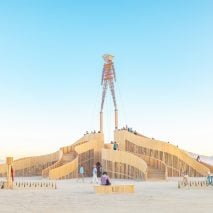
[[94, 184, 134, 193]]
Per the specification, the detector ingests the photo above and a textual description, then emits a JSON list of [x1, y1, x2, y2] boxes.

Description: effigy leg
[[100, 81, 108, 112], [109, 80, 117, 110]]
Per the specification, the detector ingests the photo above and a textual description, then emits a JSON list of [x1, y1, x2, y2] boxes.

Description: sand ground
[[0, 177, 213, 213]]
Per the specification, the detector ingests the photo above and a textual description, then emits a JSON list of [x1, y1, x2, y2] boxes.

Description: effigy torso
[[103, 63, 114, 80]]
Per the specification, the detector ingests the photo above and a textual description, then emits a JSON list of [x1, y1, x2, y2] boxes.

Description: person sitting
[[101, 172, 111, 185]]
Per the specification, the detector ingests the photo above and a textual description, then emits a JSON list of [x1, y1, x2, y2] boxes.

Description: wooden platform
[[94, 184, 134, 194]]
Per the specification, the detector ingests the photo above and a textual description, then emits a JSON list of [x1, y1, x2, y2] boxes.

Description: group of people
[[120, 125, 138, 135], [78, 164, 111, 185], [84, 130, 101, 135]]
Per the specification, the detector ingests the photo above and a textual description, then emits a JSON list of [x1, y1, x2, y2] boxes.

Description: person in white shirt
[[91, 165, 99, 184]]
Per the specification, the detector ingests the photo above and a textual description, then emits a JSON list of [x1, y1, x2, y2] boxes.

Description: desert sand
[[0, 177, 213, 213]]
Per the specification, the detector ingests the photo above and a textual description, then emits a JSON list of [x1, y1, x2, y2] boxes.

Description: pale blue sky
[[0, 0, 213, 159]]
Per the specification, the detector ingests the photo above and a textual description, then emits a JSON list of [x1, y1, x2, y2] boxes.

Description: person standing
[[96, 162, 102, 177], [79, 165, 84, 182], [196, 155, 200, 162], [113, 141, 118, 151], [91, 165, 99, 184]]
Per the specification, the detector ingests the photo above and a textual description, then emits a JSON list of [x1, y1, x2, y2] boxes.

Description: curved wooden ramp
[[0, 133, 104, 180], [115, 130, 210, 177], [101, 149, 147, 180], [0, 151, 60, 177], [48, 133, 104, 180]]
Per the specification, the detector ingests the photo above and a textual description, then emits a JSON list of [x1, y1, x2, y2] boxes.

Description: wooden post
[[165, 166, 168, 180], [6, 157, 13, 189]]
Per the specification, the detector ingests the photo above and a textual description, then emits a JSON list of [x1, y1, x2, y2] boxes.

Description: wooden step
[[62, 153, 75, 163], [148, 167, 166, 180]]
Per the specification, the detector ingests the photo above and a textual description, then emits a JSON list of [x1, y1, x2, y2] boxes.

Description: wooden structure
[[94, 184, 134, 193], [6, 157, 13, 189], [100, 54, 118, 132], [0, 151, 60, 177], [0, 133, 104, 180], [115, 130, 210, 178], [0, 130, 210, 181], [0, 56, 210, 181], [200, 161, 213, 173]]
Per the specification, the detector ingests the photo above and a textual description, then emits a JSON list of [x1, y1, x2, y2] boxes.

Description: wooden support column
[[172, 155, 174, 177], [6, 157, 13, 189]]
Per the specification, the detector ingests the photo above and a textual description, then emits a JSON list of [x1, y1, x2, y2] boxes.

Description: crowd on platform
[[84, 130, 101, 135]]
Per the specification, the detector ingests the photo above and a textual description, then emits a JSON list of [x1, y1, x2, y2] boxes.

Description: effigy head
[[103, 54, 114, 63]]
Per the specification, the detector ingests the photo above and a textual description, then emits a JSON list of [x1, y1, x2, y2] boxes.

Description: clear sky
[[0, 0, 213, 159]]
